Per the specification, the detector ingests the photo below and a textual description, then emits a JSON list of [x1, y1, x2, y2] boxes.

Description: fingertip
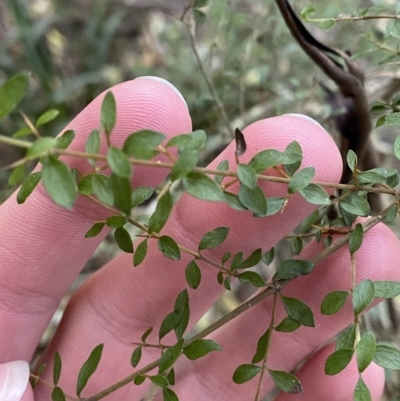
[[240, 114, 342, 185]]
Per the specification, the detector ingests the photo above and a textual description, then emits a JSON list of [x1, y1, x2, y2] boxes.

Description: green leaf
[[214, 160, 229, 184], [238, 271, 266, 287], [158, 236, 181, 260], [275, 316, 301, 332], [387, 19, 400, 38], [374, 281, 400, 298], [230, 252, 243, 270], [13, 126, 32, 138], [221, 252, 231, 264], [106, 216, 127, 228], [299, 183, 330, 205], [347, 150, 358, 172], [238, 248, 262, 269], [186, 130, 207, 150], [232, 364, 261, 384], [123, 130, 165, 160], [395, 135, 400, 160], [183, 339, 222, 360], [336, 324, 356, 350], [252, 329, 271, 363], [84, 222, 105, 238], [217, 271, 223, 285], [101, 91, 116, 136], [53, 131, 75, 157], [318, 19, 335, 30], [174, 289, 189, 340], [109, 174, 132, 215], [0, 73, 29, 121], [283, 141, 303, 176], [268, 370, 302, 394], [159, 310, 182, 340], [265, 197, 285, 216], [131, 346, 142, 368], [76, 344, 104, 396], [148, 191, 173, 234], [238, 184, 267, 215], [194, 9, 207, 25], [194, 0, 209, 8], [373, 344, 400, 370], [274, 259, 315, 280], [354, 377, 372, 401], [158, 339, 184, 374], [325, 348, 354, 375], [131, 186, 154, 208], [171, 149, 199, 181], [141, 327, 153, 343], [53, 351, 62, 386], [223, 191, 246, 211], [301, 210, 319, 232], [77, 174, 93, 197], [36, 109, 59, 127], [357, 171, 386, 185], [198, 227, 229, 251], [114, 227, 133, 253], [134, 375, 146, 385], [288, 167, 315, 194], [42, 157, 78, 210], [167, 368, 175, 385], [134, 239, 148, 267], [321, 291, 349, 315], [237, 164, 257, 189], [163, 388, 179, 401], [107, 147, 132, 178], [340, 194, 370, 217], [185, 260, 201, 289], [52, 387, 66, 401], [223, 276, 231, 290], [150, 375, 169, 387], [92, 174, 114, 206], [166, 133, 192, 149], [249, 149, 301, 173], [301, 5, 316, 21], [291, 237, 303, 256], [353, 280, 375, 315], [376, 112, 400, 128], [27, 137, 56, 159], [386, 204, 397, 223], [262, 247, 275, 265], [356, 332, 376, 373], [8, 164, 25, 186], [183, 172, 224, 201], [349, 223, 363, 254], [280, 295, 315, 327], [86, 129, 101, 166]]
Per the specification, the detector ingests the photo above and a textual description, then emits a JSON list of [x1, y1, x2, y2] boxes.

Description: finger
[[173, 221, 400, 400], [276, 345, 384, 401], [35, 115, 343, 399], [0, 77, 192, 362]]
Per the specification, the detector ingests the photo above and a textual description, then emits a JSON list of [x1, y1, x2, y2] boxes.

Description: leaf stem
[[254, 293, 278, 401]]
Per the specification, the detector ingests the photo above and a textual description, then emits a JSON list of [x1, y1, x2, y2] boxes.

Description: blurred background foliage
[[1, 0, 400, 399]]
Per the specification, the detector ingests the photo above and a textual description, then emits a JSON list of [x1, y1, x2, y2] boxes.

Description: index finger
[[0, 77, 192, 362]]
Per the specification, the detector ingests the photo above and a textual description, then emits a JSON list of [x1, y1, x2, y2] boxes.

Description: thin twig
[[85, 204, 391, 401]]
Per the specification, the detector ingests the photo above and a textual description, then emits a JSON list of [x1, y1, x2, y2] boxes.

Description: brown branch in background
[[275, 0, 381, 212]]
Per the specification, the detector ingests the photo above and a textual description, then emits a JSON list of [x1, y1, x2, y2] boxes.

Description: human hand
[[0, 77, 399, 401]]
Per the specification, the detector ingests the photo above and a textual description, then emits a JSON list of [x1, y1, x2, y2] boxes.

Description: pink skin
[[0, 77, 398, 400]]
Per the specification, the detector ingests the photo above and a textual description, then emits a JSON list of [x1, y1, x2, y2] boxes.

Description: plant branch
[[84, 205, 392, 401]]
